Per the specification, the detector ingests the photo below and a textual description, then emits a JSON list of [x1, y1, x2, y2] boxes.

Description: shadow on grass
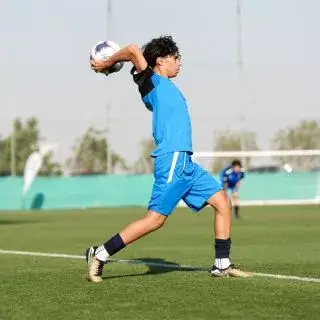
[[0, 219, 39, 225], [104, 257, 208, 279]]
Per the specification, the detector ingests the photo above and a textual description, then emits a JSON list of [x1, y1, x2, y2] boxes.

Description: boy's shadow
[[104, 257, 207, 280]]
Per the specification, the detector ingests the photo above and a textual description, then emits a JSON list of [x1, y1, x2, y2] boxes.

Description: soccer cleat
[[85, 246, 97, 264], [85, 246, 105, 283], [211, 264, 252, 277]]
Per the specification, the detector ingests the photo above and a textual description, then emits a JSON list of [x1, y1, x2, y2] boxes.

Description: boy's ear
[[156, 56, 165, 66]]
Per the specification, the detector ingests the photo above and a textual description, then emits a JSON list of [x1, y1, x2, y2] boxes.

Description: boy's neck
[[153, 66, 169, 78]]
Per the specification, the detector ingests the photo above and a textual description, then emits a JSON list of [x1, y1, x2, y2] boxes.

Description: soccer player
[[87, 36, 251, 282], [220, 160, 245, 219]]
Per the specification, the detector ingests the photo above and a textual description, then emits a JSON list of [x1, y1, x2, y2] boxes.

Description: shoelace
[[97, 261, 104, 276], [90, 259, 103, 276]]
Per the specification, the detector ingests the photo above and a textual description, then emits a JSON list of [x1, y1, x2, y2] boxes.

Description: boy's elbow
[[127, 44, 141, 56], [126, 44, 147, 72]]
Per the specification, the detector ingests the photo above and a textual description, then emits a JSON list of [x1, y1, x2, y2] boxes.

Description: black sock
[[234, 205, 239, 218], [103, 233, 126, 256], [215, 238, 231, 259]]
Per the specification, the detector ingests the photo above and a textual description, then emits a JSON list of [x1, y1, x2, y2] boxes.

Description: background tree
[[67, 127, 127, 175], [212, 130, 259, 173], [39, 152, 63, 176], [131, 139, 155, 174], [0, 117, 62, 176], [272, 120, 320, 170]]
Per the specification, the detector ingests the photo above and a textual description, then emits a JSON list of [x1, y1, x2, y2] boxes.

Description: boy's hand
[[90, 58, 111, 73]]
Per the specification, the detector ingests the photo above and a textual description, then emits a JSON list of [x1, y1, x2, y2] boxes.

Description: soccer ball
[[90, 40, 124, 75]]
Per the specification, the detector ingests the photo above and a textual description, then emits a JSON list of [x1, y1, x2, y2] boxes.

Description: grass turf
[[0, 205, 319, 320]]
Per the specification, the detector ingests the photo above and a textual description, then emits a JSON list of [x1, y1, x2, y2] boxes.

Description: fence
[[0, 172, 319, 211]]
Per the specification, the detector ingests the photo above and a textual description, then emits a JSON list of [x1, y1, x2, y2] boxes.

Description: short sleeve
[[131, 66, 155, 97]]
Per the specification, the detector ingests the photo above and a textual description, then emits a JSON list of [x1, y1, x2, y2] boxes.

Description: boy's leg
[[207, 190, 231, 240], [97, 210, 167, 261], [119, 210, 167, 244], [207, 191, 250, 276], [206, 190, 233, 271], [232, 190, 240, 219], [183, 165, 251, 277], [86, 152, 190, 283], [86, 210, 167, 283]]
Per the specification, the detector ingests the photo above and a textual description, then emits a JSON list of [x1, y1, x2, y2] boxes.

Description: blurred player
[[220, 160, 245, 219], [86, 36, 251, 282]]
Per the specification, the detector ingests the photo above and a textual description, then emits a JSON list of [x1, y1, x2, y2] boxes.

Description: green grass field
[[0, 205, 319, 320]]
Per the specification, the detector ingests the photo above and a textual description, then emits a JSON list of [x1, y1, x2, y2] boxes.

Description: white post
[[105, 0, 112, 174], [10, 121, 16, 176], [236, 0, 247, 168], [106, 103, 112, 174]]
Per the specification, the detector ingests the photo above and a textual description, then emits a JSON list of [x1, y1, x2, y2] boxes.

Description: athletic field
[[0, 205, 319, 320]]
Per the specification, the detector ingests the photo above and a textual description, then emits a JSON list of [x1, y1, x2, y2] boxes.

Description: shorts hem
[[147, 205, 171, 216], [202, 187, 224, 206]]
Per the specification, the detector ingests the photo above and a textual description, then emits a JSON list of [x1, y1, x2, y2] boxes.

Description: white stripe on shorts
[[167, 152, 179, 183]]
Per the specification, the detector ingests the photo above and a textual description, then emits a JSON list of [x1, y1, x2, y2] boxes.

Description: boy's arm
[[90, 44, 148, 73], [235, 171, 245, 191], [221, 170, 229, 190]]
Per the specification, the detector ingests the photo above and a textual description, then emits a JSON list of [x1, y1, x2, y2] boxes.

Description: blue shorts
[[148, 152, 223, 216]]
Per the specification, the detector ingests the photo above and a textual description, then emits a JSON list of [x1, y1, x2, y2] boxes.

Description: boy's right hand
[[90, 58, 111, 73]]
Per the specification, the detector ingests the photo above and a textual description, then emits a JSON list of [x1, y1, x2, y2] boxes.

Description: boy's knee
[[217, 197, 232, 214], [146, 210, 167, 231], [208, 191, 232, 214]]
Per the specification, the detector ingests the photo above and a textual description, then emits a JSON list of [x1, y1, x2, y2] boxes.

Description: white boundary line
[[177, 199, 320, 207], [0, 249, 319, 284]]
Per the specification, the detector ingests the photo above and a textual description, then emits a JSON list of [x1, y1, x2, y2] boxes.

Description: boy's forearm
[[106, 45, 135, 66], [102, 44, 147, 72]]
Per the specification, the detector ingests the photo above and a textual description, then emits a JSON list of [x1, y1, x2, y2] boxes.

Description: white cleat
[[85, 246, 104, 283], [211, 264, 252, 277]]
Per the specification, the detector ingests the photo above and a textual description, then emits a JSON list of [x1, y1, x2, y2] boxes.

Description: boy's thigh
[[148, 177, 189, 216], [183, 164, 223, 212], [148, 152, 192, 216]]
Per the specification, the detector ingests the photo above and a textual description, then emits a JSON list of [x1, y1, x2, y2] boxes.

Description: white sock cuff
[[215, 258, 231, 270], [95, 246, 110, 262]]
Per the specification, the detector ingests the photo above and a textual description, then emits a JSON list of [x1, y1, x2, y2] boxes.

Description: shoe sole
[[211, 272, 229, 277], [211, 270, 253, 278]]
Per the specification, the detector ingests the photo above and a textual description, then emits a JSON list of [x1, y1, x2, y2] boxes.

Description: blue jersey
[[220, 165, 245, 188], [132, 67, 193, 157]]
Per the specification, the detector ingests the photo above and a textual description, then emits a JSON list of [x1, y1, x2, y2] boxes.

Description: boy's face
[[232, 165, 242, 173], [158, 54, 181, 78]]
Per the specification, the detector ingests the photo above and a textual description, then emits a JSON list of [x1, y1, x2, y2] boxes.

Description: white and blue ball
[[90, 40, 124, 75]]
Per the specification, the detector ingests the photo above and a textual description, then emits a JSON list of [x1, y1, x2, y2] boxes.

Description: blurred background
[[0, 0, 319, 209]]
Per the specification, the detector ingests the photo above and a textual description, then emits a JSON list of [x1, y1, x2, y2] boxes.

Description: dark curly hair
[[231, 160, 242, 167], [142, 35, 180, 68]]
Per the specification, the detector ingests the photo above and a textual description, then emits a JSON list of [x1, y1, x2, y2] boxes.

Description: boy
[[220, 160, 245, 219], [87, 36, 250, 282]]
